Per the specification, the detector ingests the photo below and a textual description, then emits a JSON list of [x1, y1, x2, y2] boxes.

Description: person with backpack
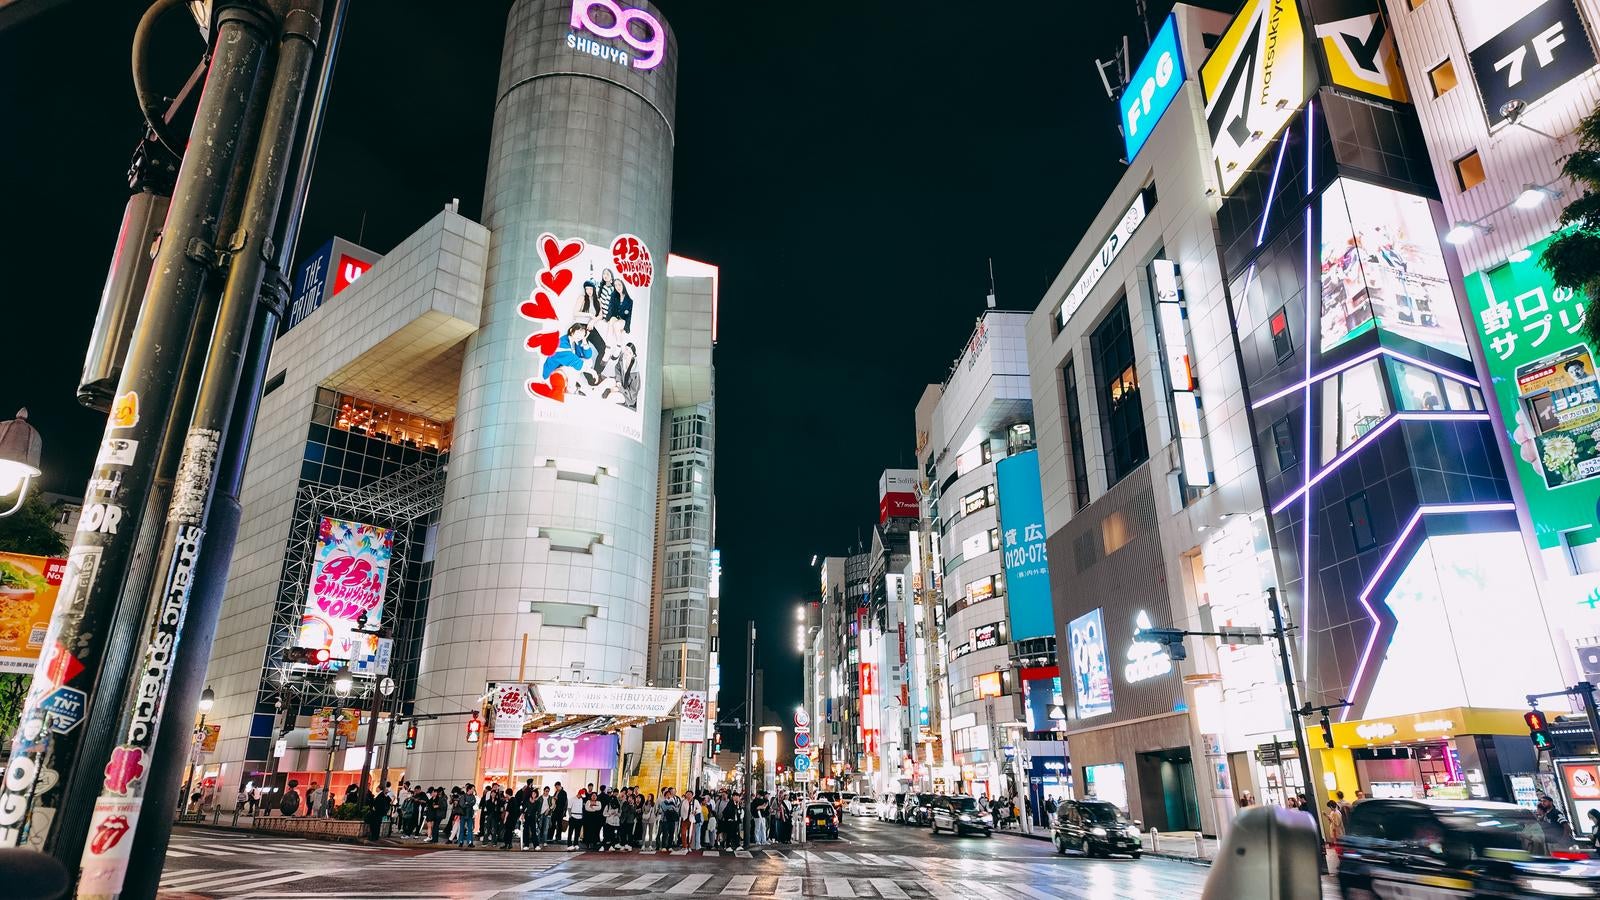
[[454, 784, 477, 847], [279, 780, 301, 818]]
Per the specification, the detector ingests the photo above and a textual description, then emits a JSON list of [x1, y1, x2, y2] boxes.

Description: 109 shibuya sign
[[568, 0, 666, 71]]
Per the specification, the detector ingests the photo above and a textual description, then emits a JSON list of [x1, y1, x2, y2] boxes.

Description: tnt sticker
[[110, 392, 139, 429]]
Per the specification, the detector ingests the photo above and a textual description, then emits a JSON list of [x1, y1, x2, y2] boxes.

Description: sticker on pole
[[40, 686, 86, 734]]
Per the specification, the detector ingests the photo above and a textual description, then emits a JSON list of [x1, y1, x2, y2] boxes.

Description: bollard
[[1195, 832, 1205, 858], [1151, 828, 1160, 853]]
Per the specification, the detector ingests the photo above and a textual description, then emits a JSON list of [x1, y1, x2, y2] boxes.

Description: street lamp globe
[[333, 674, 353, 698], [198, 686, 215, 713], [0, 408, 43, 517]]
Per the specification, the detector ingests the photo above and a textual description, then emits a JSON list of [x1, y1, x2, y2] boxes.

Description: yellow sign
[[1311, 707, 1532, 749], [1201, 0, 1311, 194], [0, 552, 65, 671], [1310, 0, 1409, 102], [198, 723, 221, 754], [309, 707, 359, 745]]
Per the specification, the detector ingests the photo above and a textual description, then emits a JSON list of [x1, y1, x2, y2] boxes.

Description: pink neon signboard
[[569, 0, 665, 71]]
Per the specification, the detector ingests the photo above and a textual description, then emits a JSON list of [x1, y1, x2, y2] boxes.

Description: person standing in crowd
[[656, 788, 678, 852], [401, 788, 419, 837], [279, 780, 301, 819], [752, 791, 769, 845], [428, 787, 448, 843], [582, 785, 604, 851], [532, 786, 551, 850], [616, 788, 635, 851], [685, 790, 699, 850], [702, 793, 717, 849], [773, 793, 790, 843], [367, 783, 392, 842], [480, 784, 501, 845], [550, 781, 568, 846], [1323, 799, 1346, 849], [503, 780, 527, 849], [568, 786, 587, 850], [454, 784, 477, 847], [602, 787, 623, 850]]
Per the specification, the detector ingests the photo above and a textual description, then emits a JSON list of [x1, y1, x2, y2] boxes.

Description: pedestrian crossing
[[508, 870, 1211, 898], [158, 854, 563, 895], [166, 835, 390, 859]]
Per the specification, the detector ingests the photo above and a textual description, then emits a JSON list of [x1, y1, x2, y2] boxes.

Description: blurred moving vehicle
[[880, 792, 907, 823], [1337, 799, 1600, 899], [846, 796, 877, 817], [929, 795, 992, 837], [903, 792, 938, 827], [1052, 799, 1142, 859], [804, 801, 840, 840]]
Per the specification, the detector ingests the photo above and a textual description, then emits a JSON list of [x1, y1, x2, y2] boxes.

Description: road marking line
[[164, 849, 195, 858], [823, 876, 856, 897], [735, 849, 753, 858], [956, 881, 1014, 900], [165, 869, 293, 890], [856, 853, 891, 865], [167, 843, 233, 856], [618, 873, 668, 891], [704, 849, 721, 857], [561, 873, 622, 893], [869, 878, 908, 898], [1010, 886, 1070, 900], [518, 873, 573, 891], [721, 874, 757, 894], [671, 849, 689, 855], [667, 873, 713, 894], [774, 876, 803, 895], [217, 871, 324, 894], [825, 851, 854, 863]]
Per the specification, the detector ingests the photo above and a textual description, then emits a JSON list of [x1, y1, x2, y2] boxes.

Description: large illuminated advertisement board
[[1202, 0, 1311, 194], [996, 450, 1053, 640], [1464, 233, 1600, 549], [1121, 14, 1186, 163], [1319, 178, 1470, 359], [1068, 608, 1114, 719], [1308, 0, 1409, 102], [296, 517, 393, 663], [521, 232, 653, 443]]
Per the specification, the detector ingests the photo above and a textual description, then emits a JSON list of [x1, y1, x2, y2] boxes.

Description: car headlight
[[1519, 878, 1597, 897], [1091, 827, 1107, 837]]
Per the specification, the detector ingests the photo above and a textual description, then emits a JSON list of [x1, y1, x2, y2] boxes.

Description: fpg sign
[[569, 0, 666, 71]]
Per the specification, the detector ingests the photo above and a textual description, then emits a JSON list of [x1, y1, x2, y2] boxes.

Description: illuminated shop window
[[1427, 60, 1457, 97], [1321, 360, 1391, 462], [1389, 360, 1484, 411], [323, 390, 451, 451], [1454, 151, 1486, 192], [973, 671, 1003, 699], [955, 442, 992, 476], [1319, 178, 1471, 360]]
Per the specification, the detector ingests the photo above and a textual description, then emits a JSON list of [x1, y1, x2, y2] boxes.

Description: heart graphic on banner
[[519, 291, 558, 322], [539, 268, 573, 295], [541, 235, 583, 268], [528, 372, 568, 402], [526, 331, 560, 355]]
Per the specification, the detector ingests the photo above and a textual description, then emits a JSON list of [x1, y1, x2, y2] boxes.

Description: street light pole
[[325, 675, 352, 816], [1267, 588, 1322, 848], [743, 621, 755, 849], [178, 687, 215, 822]]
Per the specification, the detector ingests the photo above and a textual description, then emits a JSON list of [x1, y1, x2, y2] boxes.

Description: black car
[[1338, 799, 1600, 899], [930, 795, 992, 837], [1052, 800, 1142, 858], [803, 801, 839, 839], [902, 792, 938, 826]]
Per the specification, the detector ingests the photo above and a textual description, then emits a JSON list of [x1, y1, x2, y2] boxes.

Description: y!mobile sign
[[1121, 13, 1186, 163], [295, 518, 393, 663]]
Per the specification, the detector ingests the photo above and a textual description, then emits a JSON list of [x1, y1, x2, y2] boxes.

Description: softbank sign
[[1121, 13, 1186, 162], [568, 0, 666, 71]]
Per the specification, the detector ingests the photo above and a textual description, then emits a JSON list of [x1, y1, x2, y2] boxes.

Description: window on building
[[1348, 492, 1378, 551], [1454, 150, 1486, 191], [1272, 415, 1297, 471], [669, 413, 710, 452], [668, 459, 706, 496], [1320, 359, 1392, 462], [1407, 0, 1427, 9], [961, 484, 996, 516], [1063, 359, 1091, 511], [1271, 306, 1294, 363], [1092, 299, 1149, 484], [1008, 423, 1035, 455], [1427, 59, 1457, 97], [666, 500, 710, 544], [974, 672, 1003, 699]]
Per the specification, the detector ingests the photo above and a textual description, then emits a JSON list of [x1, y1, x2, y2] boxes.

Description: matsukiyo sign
[[532, 682, 682, 717], [1201, 0, 1311, 194]]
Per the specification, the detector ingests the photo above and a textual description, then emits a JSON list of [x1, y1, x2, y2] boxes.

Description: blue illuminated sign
[[1120, 13, 1185, 163], [996, 450, 1053, 640]]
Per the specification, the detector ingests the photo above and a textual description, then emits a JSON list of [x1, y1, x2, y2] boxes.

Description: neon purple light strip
[[1257, 132, 1293, 248], [1269, 412, 1492, 515], [1305, 100, 1315, 197], [1300, 206, 1315, 661], [1251, 347, 1482, 411], [1341, 501, 1517, 721]]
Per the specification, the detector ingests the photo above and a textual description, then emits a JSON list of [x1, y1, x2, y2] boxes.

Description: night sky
[[0, 0, 1176, 725]]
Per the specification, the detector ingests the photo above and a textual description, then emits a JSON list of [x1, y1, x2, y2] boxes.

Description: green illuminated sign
[[1463, 232, 1600, 549]]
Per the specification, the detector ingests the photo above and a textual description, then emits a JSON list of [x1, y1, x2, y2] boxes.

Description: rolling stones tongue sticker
[[79, 798, 141, 894]]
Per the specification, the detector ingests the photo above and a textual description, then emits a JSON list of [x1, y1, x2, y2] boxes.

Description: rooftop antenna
[[986, 258, 997, 309], [1094, 34, 1130, 101], [1136, 0, 1151, 48]]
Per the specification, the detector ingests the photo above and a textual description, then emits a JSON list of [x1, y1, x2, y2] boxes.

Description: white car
[[846, 796, 877, 817]]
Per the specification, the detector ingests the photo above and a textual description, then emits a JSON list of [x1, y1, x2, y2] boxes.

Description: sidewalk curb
[[994, 825, 1214, 867]]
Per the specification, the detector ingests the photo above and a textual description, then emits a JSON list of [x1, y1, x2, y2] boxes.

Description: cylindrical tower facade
[[408, 0, 677, 783]]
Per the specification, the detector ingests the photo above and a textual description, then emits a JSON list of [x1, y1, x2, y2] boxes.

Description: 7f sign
[[1460, 0, 1598, 125]]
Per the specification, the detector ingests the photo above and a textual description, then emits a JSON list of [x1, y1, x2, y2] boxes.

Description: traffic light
[[1319, 713, 1334, 748], [281, 646, 333, 666], [1526, 708, 1552, 750], [466, 712, 481, 744], [405, 724, 418, 750]]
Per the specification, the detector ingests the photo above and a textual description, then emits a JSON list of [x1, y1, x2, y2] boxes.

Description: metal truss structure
[[259, 455, 446, 712]]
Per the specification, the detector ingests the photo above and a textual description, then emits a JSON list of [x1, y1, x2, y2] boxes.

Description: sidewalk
[[995, 823, 1218, 866]]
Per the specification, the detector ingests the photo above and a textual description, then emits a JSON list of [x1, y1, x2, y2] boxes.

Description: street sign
[[41, 686, 86, 734], [794, 754, 812, 772], [795, 708, 810, 728], [795, 731, 811, 749], [378, 676, 396, 697]]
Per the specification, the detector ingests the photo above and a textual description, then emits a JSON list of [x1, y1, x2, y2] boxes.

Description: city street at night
[[154, 820, 1223, 899]]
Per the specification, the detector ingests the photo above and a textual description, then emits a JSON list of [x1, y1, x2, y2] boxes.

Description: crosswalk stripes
[[158, 867, 323, 895], [513, 871, 1211, 898]]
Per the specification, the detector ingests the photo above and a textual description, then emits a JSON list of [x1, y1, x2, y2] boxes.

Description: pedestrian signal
[[466, 712, 481, 743], [405, 723, 418, 749], [1525, 708, 1552, 750]]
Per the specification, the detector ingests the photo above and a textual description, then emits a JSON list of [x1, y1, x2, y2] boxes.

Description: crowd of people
[[385, 782, 804, 851]]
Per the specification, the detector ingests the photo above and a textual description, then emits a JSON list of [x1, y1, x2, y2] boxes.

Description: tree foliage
[[0, 493, 67, 558], [1542, 104, 1600, 349]]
